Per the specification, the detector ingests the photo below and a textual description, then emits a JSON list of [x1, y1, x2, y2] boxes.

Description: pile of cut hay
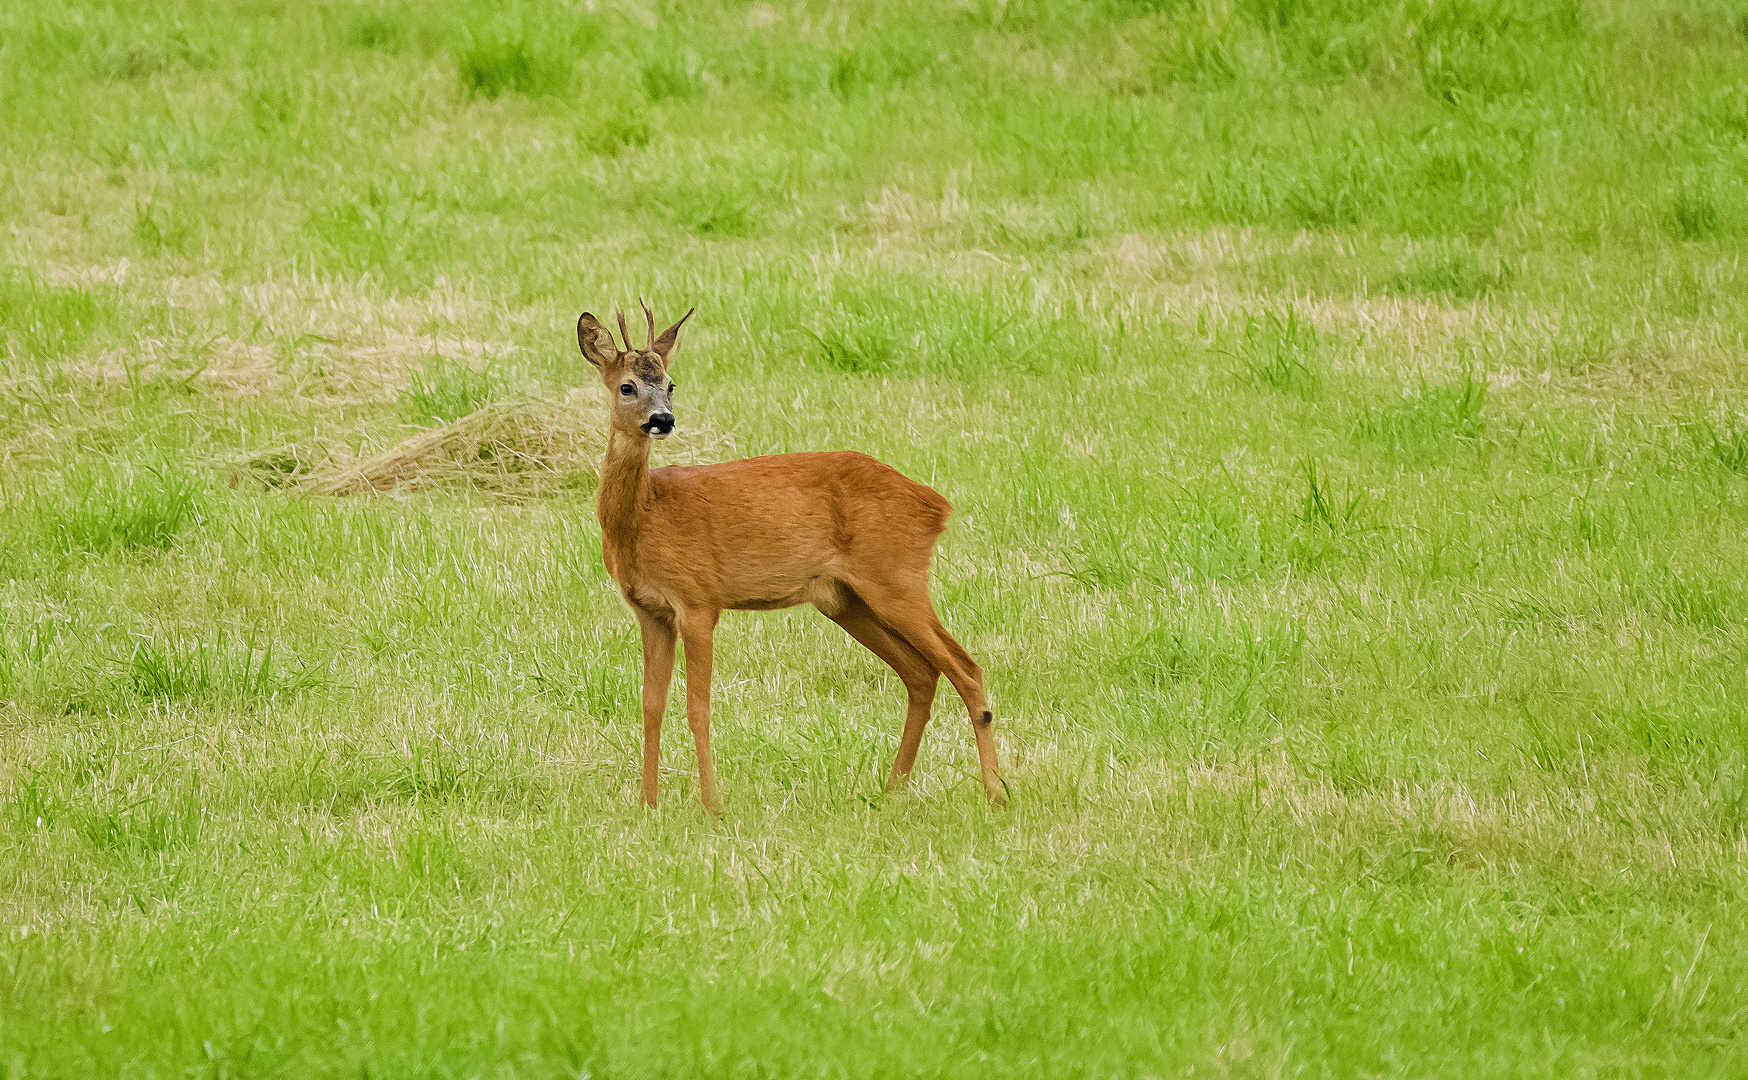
[[237, 391, 729, 497]]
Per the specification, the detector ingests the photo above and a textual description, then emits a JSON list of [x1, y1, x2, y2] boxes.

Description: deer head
[[577, 301, 694, 440]]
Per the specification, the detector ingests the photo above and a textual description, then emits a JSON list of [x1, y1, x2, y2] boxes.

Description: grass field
[[5, 0, 1748, 1074]]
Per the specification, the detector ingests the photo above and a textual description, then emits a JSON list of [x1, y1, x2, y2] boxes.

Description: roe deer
[[576, 302, 1004, 811]]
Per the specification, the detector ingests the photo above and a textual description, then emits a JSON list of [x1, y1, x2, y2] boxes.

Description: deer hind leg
[[848, 582, 1005, 806], [679, 609, 723, 814], [819, 589, 940, 791], [632, 606, 677, 809]]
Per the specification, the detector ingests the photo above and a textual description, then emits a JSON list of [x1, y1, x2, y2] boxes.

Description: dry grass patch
[[243, 389, 730, 496], [71, 336, 282, 398]]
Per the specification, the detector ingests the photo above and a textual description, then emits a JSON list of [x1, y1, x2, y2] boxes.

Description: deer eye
[[667, 383, 676, 394], [619, 383, 635, 396]]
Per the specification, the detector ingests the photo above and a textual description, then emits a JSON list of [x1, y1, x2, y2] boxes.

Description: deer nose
[[643, 412, 674, 435]]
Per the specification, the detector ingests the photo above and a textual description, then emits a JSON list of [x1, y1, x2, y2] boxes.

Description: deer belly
[[727, 575, 845, 614]]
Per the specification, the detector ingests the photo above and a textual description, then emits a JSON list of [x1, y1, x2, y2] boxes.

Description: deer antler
[[615, 310, 634, 353], [641, 298, 656, 351]]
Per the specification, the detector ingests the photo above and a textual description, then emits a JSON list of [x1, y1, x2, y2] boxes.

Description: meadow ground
[[4, 0, 1748, 1075]]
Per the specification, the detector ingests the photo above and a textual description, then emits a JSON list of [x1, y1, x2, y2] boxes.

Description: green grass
[[5, 0, 1748, 1074], [0, 270, 117, 366], [1704, 414, 1748, 473], [40, 461, 205, 556], [1227, 306, 1323, 395], [402, 352, 499, 424]]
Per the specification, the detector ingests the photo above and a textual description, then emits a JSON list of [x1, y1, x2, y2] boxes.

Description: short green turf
[[5, 0, 1748, 1075]]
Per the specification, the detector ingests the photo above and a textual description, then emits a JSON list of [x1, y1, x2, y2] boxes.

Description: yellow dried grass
[[242, 390, 729, 497]]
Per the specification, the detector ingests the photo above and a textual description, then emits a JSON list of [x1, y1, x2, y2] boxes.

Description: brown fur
[[576, 306, 1005, 811]]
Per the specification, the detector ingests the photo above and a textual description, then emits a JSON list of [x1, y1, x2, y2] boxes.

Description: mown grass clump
[[282, 396, 724, 496]]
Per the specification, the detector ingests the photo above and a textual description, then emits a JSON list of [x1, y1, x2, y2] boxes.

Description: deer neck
[[597, 427, 653, 572]]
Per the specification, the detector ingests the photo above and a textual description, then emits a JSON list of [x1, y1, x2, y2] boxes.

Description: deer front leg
[[634, 607, 677, 809], [679, 610, 722, 814]]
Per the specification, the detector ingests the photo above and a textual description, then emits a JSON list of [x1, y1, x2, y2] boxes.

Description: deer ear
[[576, 313, 621, 369], [652, 307, 694, 364]]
